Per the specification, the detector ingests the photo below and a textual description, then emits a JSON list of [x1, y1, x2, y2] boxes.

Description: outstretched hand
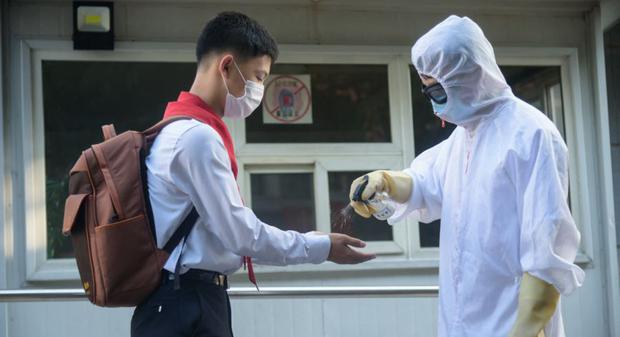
[[327, 233, 376, 264]]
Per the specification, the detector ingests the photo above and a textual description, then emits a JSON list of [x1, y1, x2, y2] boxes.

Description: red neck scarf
[[163, 92, 238, 178], [162, 92, 257, 288]]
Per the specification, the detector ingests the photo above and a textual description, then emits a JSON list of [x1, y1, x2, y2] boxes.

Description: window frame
[[18, 40, 591, 281]]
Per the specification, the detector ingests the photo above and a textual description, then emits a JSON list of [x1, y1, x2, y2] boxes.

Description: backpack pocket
[[63, 193, 96, 303], [94, 214, 162, 305], [63, 193, 89, 236]]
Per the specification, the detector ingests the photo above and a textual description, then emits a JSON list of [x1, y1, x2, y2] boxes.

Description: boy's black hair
[[196, 11, 278, 63]]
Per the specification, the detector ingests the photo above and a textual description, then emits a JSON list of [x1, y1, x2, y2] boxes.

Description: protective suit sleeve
[[508, 273, 560, 337], [512, 129, 585, 295], [388, 141, 446, 225]]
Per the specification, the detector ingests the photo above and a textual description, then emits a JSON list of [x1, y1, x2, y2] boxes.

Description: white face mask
[[222, 61, 264, 119]]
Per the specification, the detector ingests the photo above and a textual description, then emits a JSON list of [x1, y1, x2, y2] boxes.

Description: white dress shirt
[[146, 119, 331, 275]]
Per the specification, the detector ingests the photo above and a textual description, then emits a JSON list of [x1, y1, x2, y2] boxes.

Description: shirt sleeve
[[168, 124, 331, 266], [388, 141, 446, 225], [511, 129, 585, 295]]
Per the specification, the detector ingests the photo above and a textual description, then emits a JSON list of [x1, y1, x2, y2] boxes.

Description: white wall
[[3, 1, 617, 337]]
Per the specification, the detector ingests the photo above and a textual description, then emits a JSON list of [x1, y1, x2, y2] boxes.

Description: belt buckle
[[215, 274, 227, 288]]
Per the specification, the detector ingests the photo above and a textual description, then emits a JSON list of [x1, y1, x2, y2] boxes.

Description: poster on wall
[[262, 74, 313, 124]]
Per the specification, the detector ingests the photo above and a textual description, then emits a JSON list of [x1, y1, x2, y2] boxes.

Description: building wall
[[9, 1, 591, 46], [3, 1, 617, 337]]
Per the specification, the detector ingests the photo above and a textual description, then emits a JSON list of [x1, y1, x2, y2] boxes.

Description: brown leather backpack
[[62, 117, 198, 307]]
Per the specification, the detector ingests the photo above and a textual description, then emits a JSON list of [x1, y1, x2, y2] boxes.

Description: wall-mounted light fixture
[[73, 1, 114, 50]]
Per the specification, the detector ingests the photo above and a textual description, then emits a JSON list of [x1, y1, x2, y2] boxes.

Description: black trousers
[[131, 273, 233, 337]]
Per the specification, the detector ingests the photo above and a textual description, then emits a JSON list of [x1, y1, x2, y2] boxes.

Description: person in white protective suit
[[349, 16, 585, 337]]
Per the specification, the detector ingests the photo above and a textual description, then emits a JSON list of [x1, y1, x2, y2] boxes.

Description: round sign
[[263, 75, 312, 124]]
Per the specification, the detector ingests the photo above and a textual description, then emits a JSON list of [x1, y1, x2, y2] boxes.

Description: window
[[237, 50, 409, 258], [244, 64, 397, 244], [503, 66, 566, 136], [328, 171, 392, 241], [250, 172, 316, 233], [246, 64, 391, 143], [25, 43, 585, 280], [410, 65, 566, 248]]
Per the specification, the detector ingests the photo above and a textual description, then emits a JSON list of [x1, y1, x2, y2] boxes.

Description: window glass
[[604, 22, 620, 250], [328, 171, 393, 241], [246, 64, 391, 143], [43, 60, 195, 258], [411, 65, 564, 247], [502, 66, 565, 135], [250, 173, 316, 233]]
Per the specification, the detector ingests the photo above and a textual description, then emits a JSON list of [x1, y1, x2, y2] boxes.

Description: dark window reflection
[[502, 66, 565, 136], [43, 60, 195, 258], [328, 171, 393, 241], [250, 173, 316, 233], [246, 64, 391, 143], [604, 22, 620, 249], [411, 65, 564, 247]]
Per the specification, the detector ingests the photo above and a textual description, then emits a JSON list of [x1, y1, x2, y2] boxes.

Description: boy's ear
[[218, 54, 234, 79]]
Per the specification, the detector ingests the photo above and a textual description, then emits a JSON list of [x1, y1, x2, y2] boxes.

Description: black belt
[[163, 269, 228, 289]]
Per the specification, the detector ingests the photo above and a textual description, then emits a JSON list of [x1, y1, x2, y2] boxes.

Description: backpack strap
[[162, 206, 198, 254], [146, 116, 199, 253], [146, 116, 200, 289], [163, 206, 199, 290], [143, 116, 194, 150], [144, 116, 193, 136]]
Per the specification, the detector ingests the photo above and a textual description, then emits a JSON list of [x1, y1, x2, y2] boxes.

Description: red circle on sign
[[263, 75, 312, 124]]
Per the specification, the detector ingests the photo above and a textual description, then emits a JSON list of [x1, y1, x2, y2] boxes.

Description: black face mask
[[421, 83, 448, 104]]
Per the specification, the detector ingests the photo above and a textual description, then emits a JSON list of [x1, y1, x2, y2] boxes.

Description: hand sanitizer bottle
[[367, 192, 395, 221], [352, 175, 396, 221]]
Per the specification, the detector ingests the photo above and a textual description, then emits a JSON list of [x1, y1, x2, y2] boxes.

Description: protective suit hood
[[411, 15, 514, 127]]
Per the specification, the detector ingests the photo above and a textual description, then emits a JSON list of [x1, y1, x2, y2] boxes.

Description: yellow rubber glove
[[508, 273, 560, 337], [348, 170, 413, 218]]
